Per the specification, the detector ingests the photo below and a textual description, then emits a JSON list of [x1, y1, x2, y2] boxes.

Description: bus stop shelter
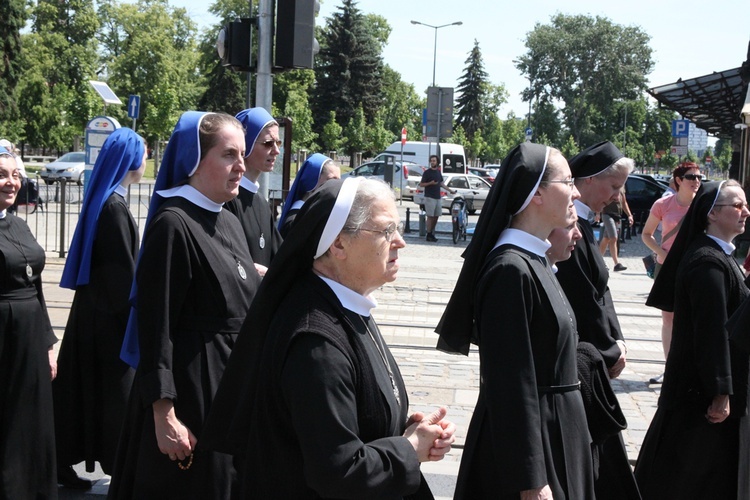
[[647, 41, 750, 184]]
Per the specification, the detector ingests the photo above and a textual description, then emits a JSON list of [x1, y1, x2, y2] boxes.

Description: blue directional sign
[[127, 95, 141, 120], [672, 119, 690, 138]]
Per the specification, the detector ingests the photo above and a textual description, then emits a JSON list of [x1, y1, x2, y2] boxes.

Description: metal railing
[[12, 176, 154, 257]]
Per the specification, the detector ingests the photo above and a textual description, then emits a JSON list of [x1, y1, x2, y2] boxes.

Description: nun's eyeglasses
[[544, 178, 575, 188], [346, 221, 404, 242], [715, 202, 749, 211], [257, 139, 282, 149]]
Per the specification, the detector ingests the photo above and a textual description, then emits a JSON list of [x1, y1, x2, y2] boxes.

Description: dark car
[[625, 174, 667, 226], [468, 166, 498, 184]]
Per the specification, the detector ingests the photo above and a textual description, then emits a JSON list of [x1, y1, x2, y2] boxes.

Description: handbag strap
[[661, 215, 684, 245]]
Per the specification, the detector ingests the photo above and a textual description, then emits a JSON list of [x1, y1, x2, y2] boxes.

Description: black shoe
[[649, 373, 664, 384], [58, 465, 92, 490], [426, 233, 437, 242], [613, 263, 627, 272]]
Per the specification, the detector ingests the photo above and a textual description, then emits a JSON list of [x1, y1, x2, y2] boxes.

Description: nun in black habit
[[554, 142, 640, 500], [436, 142, 595, 499], [635, 181, 750, 499], [0, 146, 57, 499], [225, 107, 283, 275], [53, 127, 145, 484], [201, 177, 455, 499], [109, 112, 261, 499]]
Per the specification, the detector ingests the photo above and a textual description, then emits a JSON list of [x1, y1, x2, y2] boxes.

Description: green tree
[[455, 40, 488, 142], [343, 106, 367, 158], [380, 65, 424, 142], [446, 124, 467, 148], [714, 139, 732, 174], [531, 98, 561, 147], [516, 14, 653, 146], [312, 0, 384, 141], [560, 134, 579, 159], [16, 0, 100, 150], [283, 88, 318, 153], [366, 111, 394, 155], [320, 111, 344, 154], [0, 0, 26, 138], [99, 0, 201, 149], [467, 128, 487, 164]]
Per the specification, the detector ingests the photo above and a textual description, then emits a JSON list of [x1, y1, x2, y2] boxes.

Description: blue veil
[[120, 111, 209, 367], [277, 153, 331, 230], [235, 107, 277, 159], [60, 128, 144, 290]]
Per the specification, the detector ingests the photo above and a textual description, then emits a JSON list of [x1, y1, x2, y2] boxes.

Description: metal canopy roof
[[647, 67, 747, 138]]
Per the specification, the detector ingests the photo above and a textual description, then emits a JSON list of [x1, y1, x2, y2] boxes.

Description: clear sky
[[173, 0, 750, 133]]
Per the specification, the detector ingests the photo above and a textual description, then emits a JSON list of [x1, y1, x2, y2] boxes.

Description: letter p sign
[[672, 120, 690, 138]]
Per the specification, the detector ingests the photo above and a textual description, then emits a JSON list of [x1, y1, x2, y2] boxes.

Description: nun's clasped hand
[[403, 407, 456, 462]]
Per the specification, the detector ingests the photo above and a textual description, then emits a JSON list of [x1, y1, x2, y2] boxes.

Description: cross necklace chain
[[359, 315, 401, 407]]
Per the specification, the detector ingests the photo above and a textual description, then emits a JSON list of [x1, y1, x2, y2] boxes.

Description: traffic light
[[274, 0, 320, 70], [217, 18, 253, 72]]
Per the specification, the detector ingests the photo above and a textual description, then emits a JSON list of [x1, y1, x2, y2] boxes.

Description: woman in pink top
[[642, 162, 703, 382]]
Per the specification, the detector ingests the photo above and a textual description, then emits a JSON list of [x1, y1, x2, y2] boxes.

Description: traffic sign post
[[525, 127, 533, 142], [671, 119, 690, 138], [128, 95, 141, 129]]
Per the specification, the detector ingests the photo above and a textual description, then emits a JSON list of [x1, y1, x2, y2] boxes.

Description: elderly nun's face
[[709, 185, 750, 241], [340, 198, 405, 295], [190, 124, 246, 204], [0, 156, 21, 211]]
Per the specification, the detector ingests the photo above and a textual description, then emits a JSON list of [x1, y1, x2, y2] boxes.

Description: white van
[[375, 141, 467, 174]]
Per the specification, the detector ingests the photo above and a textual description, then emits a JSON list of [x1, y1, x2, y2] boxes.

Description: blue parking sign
[[672, 119, 689, 138], [128, 95, 140, 120]]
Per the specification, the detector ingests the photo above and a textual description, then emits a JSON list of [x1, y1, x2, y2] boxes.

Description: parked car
[[413, 173, 492, 214], [404, 164, 426, 199], [40, 152, 86, 185], [345, 160, 423, 199], [625, 174, 667, 225], [468, 166, 498, 184]]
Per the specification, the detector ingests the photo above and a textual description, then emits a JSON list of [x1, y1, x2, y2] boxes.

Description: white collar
[[155, 184, 223, 213], [574, 199, 594, 222], [0, 209, 6, 219], [706, 234, 736, 255], [316, 274, 378, 317], [240, 176, 259, 193], [290, 199, 305, 210], [115, 185, 128, 197], [492, 227, 551, 258]]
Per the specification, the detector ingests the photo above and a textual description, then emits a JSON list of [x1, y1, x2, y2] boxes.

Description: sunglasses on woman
[[681, 174, 704, 181]]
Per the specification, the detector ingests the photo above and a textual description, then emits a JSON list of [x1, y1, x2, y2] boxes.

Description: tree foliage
[[455, 40, 488, 142], [516, 14, 653, 146], [312, 0, 384, 154], [98, 0, 201, 144], [0, 0, 26, 138]]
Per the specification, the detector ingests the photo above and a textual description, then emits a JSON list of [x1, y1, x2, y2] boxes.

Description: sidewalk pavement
[[45, 209, 666, 499]]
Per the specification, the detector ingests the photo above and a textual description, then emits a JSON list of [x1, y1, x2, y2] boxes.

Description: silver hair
[[598, 156, 635, 178], [344, 178, 395, 231]]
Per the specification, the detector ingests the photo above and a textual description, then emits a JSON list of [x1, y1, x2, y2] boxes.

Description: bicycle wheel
[[452, 219, 459, 244]]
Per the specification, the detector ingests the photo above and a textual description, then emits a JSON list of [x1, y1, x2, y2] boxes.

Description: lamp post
[[410, 20, 462, 87]]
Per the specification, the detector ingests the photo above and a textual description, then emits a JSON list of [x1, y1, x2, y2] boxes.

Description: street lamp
[[410, 20, 462, 87]]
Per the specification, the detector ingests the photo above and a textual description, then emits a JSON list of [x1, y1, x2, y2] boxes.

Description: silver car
[[40, 152, 86, 185], [413, 173, 492, 214]]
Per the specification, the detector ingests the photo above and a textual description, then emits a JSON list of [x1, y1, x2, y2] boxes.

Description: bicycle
[[451, 197, 468, 244]]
